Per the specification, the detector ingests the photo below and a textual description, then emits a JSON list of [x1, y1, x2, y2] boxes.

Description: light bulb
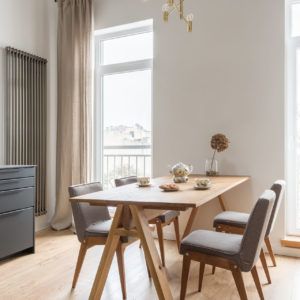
[[186, 13, 194, 22]]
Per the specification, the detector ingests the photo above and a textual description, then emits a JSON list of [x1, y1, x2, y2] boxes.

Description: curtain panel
[[51, 0, 93, 230]]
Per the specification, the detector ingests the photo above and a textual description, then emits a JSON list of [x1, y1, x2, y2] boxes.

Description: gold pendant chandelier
[[162, 0, 194, 32]]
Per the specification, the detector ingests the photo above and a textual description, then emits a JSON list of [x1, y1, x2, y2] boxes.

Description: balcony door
[[94, 20, 153, 189]]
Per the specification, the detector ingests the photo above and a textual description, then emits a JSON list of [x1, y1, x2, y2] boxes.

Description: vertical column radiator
[[5, 47, 47, 216]]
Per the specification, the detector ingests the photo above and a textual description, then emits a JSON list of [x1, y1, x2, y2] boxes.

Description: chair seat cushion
[[180, 230, 242, 263], [85, 219, 128, 243], [213, 211, 250, 229], [157, 210, 180, 223], [86, 219, 112, 237]]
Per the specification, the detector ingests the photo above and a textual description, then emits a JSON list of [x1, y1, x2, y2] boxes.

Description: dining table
[[70, 175, 250, 300]]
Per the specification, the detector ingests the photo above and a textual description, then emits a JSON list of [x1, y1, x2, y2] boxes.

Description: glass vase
[[205, 159, 219, 176]]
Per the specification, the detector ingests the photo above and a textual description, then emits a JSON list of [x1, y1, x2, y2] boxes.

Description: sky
[[103, 69, 152, 131]]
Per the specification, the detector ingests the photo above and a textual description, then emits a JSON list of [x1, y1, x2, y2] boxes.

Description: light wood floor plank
[[0, 229, 299, 300]]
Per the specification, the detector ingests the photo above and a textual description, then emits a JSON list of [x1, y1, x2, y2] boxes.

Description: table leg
[[183, 195, 226, 240], [89, 205, 124, 300], [130, 205, 173, 300], [182, 207, 198, 239], [218, 195, 226, 211]]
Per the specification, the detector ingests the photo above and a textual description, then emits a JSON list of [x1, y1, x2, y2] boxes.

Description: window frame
[[93, 21, 153, 183], [286, 0, 300, 236]]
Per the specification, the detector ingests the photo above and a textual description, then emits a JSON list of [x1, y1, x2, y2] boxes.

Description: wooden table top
[[70, 175, 250, 211]]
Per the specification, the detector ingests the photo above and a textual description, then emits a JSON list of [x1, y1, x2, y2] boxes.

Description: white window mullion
[[99, 59, 153, 76], [95, 24, 153, 42]]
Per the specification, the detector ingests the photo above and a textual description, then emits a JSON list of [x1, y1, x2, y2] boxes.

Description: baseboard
[[35, 215, 50, 232]]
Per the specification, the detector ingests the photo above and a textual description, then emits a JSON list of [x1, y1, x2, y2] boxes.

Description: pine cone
[[211, 134, 229, 152]]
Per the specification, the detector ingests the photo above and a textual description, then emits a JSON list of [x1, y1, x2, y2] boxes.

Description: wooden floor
[[0, 229, 300, 300]]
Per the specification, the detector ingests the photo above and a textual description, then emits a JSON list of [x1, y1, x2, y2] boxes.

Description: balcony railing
[[103, 145, 151, 189]]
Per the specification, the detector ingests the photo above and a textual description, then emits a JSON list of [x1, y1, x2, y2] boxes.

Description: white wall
[[0, 0, 57, 231], [94, 0, 298, 256]]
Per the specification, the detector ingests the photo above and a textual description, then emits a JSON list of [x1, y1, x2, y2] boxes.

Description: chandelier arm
[[163, 0, 193, 32]]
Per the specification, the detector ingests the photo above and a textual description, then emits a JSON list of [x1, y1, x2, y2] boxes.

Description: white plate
[[160, 188, 179, 192], [194, 185, 211, 190], [137, 183, 151, 187]]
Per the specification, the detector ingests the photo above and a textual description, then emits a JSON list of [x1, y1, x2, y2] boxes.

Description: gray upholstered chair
[[69, 182, 128, 299], [179, 190, 276, 300], [115, 176, 181, 267], [212, 180, 285, 282]]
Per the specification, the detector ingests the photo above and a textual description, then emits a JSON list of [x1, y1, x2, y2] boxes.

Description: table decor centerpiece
[[206, 133, 229, 176], [170, 162, 193, 183]]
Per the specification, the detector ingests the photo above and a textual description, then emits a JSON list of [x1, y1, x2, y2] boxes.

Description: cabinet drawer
[[0, 187, 35, 214], [0, 167, 35, 180], [0, 177, 35, 192], [0, 207, 34, 259]]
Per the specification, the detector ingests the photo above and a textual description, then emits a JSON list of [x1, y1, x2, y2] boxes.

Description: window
[[94, 20, 153, 189], [286, 1, 300, 235]]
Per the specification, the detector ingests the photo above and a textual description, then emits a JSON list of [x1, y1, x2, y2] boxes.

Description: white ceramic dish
[[194, 185, 211, 190], [161, 188, 179, 192], [137, 183, 151, 188]]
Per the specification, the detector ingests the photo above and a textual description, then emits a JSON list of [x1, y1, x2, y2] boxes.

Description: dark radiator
[[5, 47, 47, 216]]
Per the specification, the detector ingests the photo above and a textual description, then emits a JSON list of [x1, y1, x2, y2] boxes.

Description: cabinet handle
[[0, 169, 20, 173], [0, 189, 24, 195], [0, 208, 33, 217]]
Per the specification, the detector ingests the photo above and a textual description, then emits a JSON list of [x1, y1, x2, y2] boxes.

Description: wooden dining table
[[70, 175, 249, 300]]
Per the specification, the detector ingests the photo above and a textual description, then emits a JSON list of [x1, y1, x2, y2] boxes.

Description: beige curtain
[[51, 0, 93, 230]]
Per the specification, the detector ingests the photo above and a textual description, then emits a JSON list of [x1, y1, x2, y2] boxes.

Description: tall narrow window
[[94, 20, 153, 189], [287, 1, 300, 235]]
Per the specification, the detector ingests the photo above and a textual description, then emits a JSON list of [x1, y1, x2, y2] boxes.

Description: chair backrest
[[265, 180, 285, 237], [69, 182, 110, 243], [239, 190, 275, 272], [115, 176, 138, 187]]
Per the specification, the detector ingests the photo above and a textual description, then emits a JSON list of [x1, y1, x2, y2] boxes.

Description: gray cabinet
[[0, 166, 35, 260]]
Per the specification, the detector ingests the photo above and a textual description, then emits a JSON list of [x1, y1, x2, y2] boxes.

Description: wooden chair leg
[[72, 242, 88, 289], [265, 237, 276, 267], [231, 266, 248, 300], [251, 265, 264, 300], [212, 266, 216, 274], [180, 255, 191, 300], [260, 249, 271, 284], [156, 221, 165, 267], [212, 227, 222, 275], [116, 244, 127, 299], [173, 217, 181, 251], [139, 243, 152, 279], [198, 262, 205, 292]]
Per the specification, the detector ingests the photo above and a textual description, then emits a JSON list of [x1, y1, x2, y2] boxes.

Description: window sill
[[281, 236, 300, 248]]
